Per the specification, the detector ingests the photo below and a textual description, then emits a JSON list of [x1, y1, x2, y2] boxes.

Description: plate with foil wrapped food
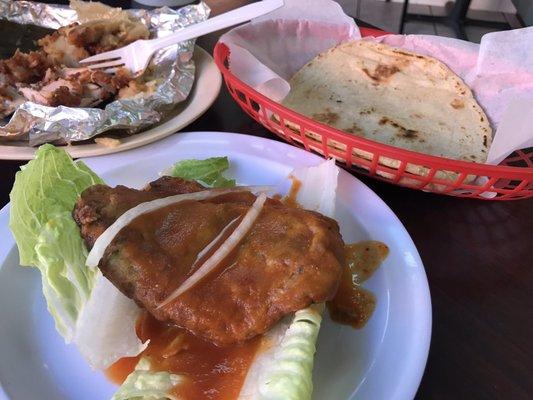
[[0, 0, 221, 159], [0, 132, 431, 399]]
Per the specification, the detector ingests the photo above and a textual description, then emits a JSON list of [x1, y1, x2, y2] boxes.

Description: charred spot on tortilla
[[450, 99, 465, 109], [312, 110, 340, 125], [345, 123, 363, 134], [401, 129, 418, 139], [379, 117, 418, 139], [392, 48, 427, 60], [376, 64, 400, 80], [359, 107, 375, 115], [362, 64, 401, 83]]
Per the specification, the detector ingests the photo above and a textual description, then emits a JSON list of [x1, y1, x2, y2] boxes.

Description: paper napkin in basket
[[220, 0, 533, 193]]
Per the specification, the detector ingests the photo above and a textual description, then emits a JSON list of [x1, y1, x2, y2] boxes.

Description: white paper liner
[[220, 0, 533, 185]]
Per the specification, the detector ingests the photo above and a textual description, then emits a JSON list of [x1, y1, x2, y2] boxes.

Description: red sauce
[[106, 356, 139, 385], [283, 176, 302, 208], [106, 312, 261, 400], [328, 241, 389, 328]]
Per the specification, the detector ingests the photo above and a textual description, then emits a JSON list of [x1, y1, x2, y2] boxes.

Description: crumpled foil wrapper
[[0, 0, 210, 146]]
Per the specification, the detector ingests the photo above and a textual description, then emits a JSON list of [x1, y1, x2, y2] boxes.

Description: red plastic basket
[[214, 28, 533, 200]]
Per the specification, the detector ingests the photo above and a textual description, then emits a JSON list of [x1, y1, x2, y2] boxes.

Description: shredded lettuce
[[9, 144, 146, 368], [112, 358, 183, 400], [167, 157, 235, 188]]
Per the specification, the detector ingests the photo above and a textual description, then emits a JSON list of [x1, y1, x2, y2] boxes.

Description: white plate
[[0, 46, 221, 160], [0, 132, 431, 400]]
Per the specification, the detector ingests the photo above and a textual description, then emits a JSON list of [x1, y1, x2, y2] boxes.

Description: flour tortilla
[[280, 40, 492, 185]]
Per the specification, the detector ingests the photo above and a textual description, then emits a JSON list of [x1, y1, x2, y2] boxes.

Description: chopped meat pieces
[[0, 50, 50, 85], [0, 7, 148, 117], [37, 25, 91, 68], [17, 67, 132, 108], [0, 85, 24, 116], [64, 18, 149, 55], [73, 177, 345, 346], [118, 79, 157, 99], [19, 78, 83, 107], [37, 17, 148, 67]]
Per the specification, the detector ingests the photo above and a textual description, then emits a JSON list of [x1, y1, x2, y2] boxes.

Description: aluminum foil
[[0, 0, 210, 146]]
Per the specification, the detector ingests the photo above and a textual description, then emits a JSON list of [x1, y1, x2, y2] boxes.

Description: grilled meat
[[37, 17, 149, 68], [0, 4, 148, 117], [19, 67, 133, 108], [0, 50, 50, 85], [73, 177, 345, 345]]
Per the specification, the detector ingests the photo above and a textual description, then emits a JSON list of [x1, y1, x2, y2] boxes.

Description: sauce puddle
[[280, 176, 389, 329], [106, 312, 261, 400], [328, 241, 389, 328]]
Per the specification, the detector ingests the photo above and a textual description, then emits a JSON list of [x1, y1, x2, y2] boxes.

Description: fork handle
[[149, 0, 284, 51]]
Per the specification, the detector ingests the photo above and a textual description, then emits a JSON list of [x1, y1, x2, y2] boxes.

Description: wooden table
[[1, 1, 532, 399]]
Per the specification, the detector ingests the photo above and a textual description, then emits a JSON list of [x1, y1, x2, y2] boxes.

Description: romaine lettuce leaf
[[168, 157, 235, 188], [9, 144, 103, 340], [112, 358, 183, 400], [9, 144, 146, 368], [10, 144, 103, 267], [34, 212, 95, 338], [239, 305, 323, 400]]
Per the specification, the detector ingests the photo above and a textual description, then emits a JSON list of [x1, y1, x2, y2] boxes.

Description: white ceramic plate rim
[[0, 131, 431, 400], [0, 46, 221, 160]]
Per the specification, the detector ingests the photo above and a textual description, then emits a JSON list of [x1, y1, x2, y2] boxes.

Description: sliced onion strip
[[157, 192, 268, 309], [86, 186, 271, 268], [192, 216, 241, 268]]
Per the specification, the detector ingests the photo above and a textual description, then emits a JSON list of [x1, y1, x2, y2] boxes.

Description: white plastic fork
[[80, 0, 284, 75]]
